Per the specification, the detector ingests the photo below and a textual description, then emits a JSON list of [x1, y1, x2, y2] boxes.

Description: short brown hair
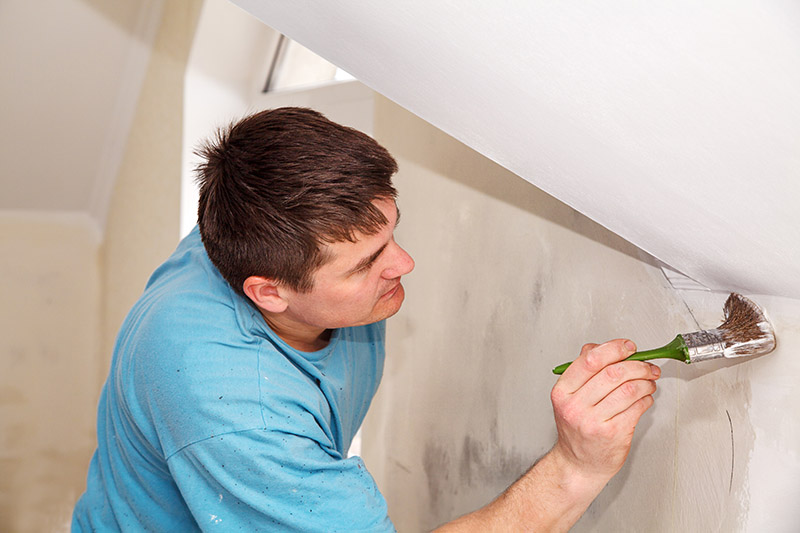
[[195, 107, 398, 295]]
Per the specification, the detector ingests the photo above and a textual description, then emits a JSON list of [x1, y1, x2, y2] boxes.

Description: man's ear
[[242, 276, 288, 313]]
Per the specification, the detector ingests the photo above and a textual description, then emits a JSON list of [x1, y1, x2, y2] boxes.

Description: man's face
[[279, 198, 415, 332]]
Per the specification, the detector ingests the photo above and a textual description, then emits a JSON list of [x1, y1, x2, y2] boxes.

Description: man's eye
[[356, 262, 373, 273]]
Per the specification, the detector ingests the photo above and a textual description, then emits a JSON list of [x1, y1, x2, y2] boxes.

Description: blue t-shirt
[[72, 227, 394, 532]]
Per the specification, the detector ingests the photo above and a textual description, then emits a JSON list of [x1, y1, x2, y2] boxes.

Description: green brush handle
[[552, 335, 689, 375]]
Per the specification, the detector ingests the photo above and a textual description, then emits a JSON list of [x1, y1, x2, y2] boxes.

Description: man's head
[[195, 107, 399, 297]]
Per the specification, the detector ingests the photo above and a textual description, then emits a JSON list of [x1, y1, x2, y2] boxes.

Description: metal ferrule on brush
[[682, 329, 726, 363]]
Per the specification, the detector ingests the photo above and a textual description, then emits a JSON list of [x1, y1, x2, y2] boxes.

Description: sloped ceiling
[[0, 0, 162, 229], [231, 0, 800, 299]]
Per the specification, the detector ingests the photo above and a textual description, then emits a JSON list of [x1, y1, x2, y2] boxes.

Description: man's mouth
[[381, 282, 401, 299]]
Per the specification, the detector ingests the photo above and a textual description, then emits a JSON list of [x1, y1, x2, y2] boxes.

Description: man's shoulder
[[113, 230, 262, 412], [114, 287, 268, 458]]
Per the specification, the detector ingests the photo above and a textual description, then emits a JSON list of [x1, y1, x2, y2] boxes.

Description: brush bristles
[[718, 293, 777, 358]]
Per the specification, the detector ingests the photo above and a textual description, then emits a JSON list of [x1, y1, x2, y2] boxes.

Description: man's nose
[[383, 242, 415, 279]]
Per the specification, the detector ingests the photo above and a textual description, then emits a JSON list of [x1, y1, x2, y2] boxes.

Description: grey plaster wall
[[361, 97, 800, 532]]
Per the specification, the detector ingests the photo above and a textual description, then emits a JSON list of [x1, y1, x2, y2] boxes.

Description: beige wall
[[363, 97, 800, 532], [0, 2, 201, 532], [0, 214, 101, 532]]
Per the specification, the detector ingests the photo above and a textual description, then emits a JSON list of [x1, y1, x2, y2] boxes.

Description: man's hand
[[550, 339, 660, 482]]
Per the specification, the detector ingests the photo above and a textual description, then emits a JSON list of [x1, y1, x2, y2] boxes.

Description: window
[[263, 35, 355, 93]]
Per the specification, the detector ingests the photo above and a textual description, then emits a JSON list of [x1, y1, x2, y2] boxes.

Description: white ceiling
[[0, 0, 162, 228], [5, 0, 798, 298], [232, 0, 800, 299]]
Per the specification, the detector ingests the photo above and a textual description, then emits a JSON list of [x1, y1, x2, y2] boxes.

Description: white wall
[[0, 213, 102, 532], [362, 97, 800, 532]]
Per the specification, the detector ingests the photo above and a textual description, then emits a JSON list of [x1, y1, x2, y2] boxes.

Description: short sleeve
[[167, 428, 395, 532]]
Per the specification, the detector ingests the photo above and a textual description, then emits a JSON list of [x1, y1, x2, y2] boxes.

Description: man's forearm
[[433, 447, 608, 532]]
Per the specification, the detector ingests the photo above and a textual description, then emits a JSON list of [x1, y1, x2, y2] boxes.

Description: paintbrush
[[552, 293, 776, 375]]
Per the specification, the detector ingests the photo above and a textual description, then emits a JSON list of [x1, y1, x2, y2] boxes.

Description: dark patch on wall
[[529, 278, 545, 314], [422, 442, 451, 513], [423, 421, 536, 518], [460, 288, 470, 307], [458, 434, 531, 488]]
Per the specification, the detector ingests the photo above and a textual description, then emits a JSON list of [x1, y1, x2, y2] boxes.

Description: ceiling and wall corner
[[230, 0, 800, 299], [0, 0, 164, 236]]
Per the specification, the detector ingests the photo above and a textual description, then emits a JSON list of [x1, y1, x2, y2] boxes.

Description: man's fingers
[[558, 339, 637, 393], [580, 361, 661, 407], [594, 377, 658, 421], [607, 392, 656, 430]]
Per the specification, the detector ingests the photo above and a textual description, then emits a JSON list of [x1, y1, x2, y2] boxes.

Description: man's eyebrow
[[348, 243, 388, 274]]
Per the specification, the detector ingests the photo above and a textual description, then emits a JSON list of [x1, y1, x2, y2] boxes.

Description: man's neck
[[259, 310, 332, 352]]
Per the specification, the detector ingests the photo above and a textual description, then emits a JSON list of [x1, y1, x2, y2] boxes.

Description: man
[[73, 107, 660, 531]]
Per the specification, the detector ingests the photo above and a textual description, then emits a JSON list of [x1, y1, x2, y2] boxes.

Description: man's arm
[[434, 339, 661, 532]]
